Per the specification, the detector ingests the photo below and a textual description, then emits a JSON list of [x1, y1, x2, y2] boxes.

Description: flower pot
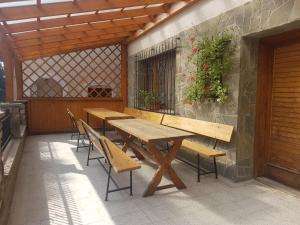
[[151, 104, 161, 110]]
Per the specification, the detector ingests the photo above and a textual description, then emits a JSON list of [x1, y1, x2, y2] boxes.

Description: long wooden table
[[84, 108, 133, 135], [109, 118, 194, 196]]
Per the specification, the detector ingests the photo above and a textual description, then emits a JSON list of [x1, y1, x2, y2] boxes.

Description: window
[[134, 40, 178, 114]]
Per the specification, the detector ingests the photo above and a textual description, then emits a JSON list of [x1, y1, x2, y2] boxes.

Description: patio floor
[[7, 133, 300, 225]]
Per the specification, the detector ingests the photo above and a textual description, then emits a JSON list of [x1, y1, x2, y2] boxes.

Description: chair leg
[[213, 157, 218, 179], [76, 134, 80, 152], [87, 143, 91, 166], [197, 154, 200, 182], [105, 166, 112, 201], [130, 171, 133, 196]]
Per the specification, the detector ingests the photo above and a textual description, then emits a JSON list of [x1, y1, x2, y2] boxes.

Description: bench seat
[[181, 140, 226, 158], [101, 136, 141, 173]]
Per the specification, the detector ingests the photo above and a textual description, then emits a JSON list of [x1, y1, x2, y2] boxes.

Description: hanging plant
[[185, 32, 235, 103]]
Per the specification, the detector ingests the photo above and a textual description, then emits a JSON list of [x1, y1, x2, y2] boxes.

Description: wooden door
[[265, 41, 300, 188]]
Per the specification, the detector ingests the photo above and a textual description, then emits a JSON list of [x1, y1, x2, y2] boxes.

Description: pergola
[[0, 0, 197, 125], [0, 0, 196, 60]]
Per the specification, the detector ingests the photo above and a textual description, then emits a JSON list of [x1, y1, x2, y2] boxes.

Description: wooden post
[[14, 58, 23, 100], [3, 55, 14, 102], [0, 36, 16, 102], [121, 43, 128, 107]]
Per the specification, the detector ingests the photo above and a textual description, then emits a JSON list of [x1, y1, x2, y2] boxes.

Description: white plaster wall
[[128, 0, 251, 55]]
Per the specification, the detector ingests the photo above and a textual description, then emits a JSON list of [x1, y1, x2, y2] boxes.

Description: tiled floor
[[8, 133, 300, 225]]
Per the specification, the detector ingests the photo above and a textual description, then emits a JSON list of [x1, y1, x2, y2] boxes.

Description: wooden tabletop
[[109, 119, 194, 143], [84, 108, 133, 120]]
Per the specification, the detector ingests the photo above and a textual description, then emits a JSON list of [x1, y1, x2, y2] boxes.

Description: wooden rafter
[[11, 16, 150, 41], [0, 0, 179, 21], [18, 32, 131, 53], [128, 0, 197, 42], [14, 25, 138, 48], [2, 6, 166, 34]]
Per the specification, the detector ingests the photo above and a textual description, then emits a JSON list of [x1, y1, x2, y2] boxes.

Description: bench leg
[[87, 143, 91, 166], [130, 171, 133, 196], [105, 166, 112, 201], [197, 154, 200, 182], [213, 157, 218, 179], [76, 134, 80, 152]]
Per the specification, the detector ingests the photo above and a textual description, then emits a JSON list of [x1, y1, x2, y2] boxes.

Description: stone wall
[[128, 0, 300, 181]]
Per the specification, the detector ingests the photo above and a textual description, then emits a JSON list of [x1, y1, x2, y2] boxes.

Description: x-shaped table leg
[[143, 139, 186, 196]]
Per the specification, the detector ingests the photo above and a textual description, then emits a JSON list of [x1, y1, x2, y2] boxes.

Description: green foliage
[[138, 90, 160, 108], [185, 32, 235, 103]]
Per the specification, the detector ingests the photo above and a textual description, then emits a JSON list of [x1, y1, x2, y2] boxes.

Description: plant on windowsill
[[139, 90, 161, 110], [185, 32, 235, 104]]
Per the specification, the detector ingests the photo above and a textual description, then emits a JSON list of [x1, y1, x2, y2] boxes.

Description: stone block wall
[[128, 0, 300, 181]]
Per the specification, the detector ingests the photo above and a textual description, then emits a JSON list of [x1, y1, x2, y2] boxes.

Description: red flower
[[203, 63, 209, 69], [190, 36, 196, 43], [190, 76, 196, 81], [192, 48, 198, 54]]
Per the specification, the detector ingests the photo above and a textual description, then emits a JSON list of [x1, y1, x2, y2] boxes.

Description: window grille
[[22, 44, 121, 98], [134, 39, 179, 114]]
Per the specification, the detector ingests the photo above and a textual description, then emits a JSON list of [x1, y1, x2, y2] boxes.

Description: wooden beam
[[127, 0, 198, 42], [121, 44, 128, 106], [0, 0, 179, 21], [21, 38, 124, 60], [18, 32, 130, 53], [11, 16, 150, 41], [3, 6, 166, 34], [14, 25, 138, 48], [14, 57, 23, 99]]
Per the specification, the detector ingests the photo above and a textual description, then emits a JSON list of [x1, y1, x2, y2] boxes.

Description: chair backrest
[[80, 119, 109, 158], [81, 120, 138, 173], [67, 108, 85, 134], [123, 107, 141, 118], [139, 110, 164, 124], [162, 114, 234, 142]]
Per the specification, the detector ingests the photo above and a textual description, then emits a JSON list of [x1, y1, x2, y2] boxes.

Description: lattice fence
[[22, 44, 121, 98]]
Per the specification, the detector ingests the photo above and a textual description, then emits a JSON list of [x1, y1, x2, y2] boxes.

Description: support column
[[121, 43, 128, 107]]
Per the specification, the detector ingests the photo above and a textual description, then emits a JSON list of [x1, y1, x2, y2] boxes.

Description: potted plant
[[139, 90, 161, 110]]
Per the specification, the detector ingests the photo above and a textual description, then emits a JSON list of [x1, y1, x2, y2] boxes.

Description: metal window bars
[[134, 38, 180, 115]]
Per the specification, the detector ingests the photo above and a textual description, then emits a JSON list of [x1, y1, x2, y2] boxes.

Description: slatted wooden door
[[267, 41, 300, 188]]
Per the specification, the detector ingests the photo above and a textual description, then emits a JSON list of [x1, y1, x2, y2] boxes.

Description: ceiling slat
[[11, 16, 150, 41], [3, 6, 166, 34], [18, 32, 130, 53], [0, 0, 178, 21], [14, 25, 137, 48]]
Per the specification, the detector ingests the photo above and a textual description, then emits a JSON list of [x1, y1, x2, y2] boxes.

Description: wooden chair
[[66, 108, 88, 152], [161, 114, 234, 181], [80, 120, 141, 201]]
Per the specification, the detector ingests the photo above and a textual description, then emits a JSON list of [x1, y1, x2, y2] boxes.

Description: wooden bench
[[161, 114, 234, 182], [81, 120, 141, 201], [124, 107, 141, 118], [67, 108, 88, 152], [124, 107, 164, 124]]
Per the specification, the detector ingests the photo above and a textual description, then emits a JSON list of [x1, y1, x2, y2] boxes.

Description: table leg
[[102, 120, 106, 136], [117, 130, 144, 160], [143, 139, 186, 197], [87, 113, 90, 124]]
